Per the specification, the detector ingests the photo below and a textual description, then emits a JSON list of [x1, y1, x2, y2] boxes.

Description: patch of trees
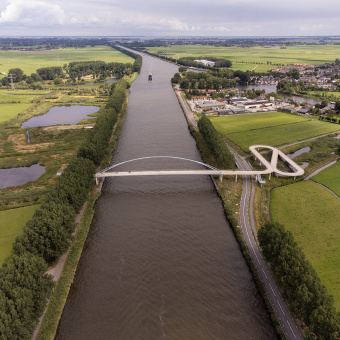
[[0, 79, 129, 339], [36, 67, 63, 81], [67, 61, 133, 81], [175, 71, 237, 90], [197, 115, 234, 169], [78, 79, 128, 165], [0, 253, 54, 339], [258, 222, 340, 339]]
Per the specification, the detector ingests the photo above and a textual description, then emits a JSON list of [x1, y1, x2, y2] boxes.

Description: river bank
[[34, 98, 129, 340]]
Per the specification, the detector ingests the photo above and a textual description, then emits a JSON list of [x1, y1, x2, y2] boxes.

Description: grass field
[[270, 181, 340, 310], [0, 205, 39, 266], [0, 45, 134, 76], [0, 103, 34, 124], [311, 161, 340, 197], [210, 112, 340, 151], [146, 44, 340, 71]]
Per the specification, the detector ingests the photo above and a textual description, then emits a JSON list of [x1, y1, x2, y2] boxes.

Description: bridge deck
[[94, 145, 305, 181]]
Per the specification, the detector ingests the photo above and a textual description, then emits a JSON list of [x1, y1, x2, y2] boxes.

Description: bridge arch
[[99, 156, 221, 174]]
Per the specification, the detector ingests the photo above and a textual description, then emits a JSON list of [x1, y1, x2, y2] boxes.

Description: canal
[[55, 54, 277, 339]]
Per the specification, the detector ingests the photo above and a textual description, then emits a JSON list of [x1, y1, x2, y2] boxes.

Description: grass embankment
[[270, 181, 340, 310], [311, 161, 340, 196], [210, 112, 340, 151], [36, 98, 129, 340], [0, 45, 134, 76], [146, 44, 340, 71], [0, 205, 39, 266]]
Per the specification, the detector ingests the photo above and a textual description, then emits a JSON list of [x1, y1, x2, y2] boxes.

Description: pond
[[21, 105, 100, 128], [238, 84, 322, 105], [0, 164, 46, 189]]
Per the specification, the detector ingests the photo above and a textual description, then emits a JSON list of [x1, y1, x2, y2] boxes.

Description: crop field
[[210, 112, 340, 151], [0, 45, 134, 76], [0, 103, 34, 124], [146, 44, 340, 71], [270, 181, 340, 310], [311, 161, 340, 197], [0, 205, 39, 266]]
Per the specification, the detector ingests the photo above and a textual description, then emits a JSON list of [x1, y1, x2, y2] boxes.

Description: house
[[297, 108, 309, 114]]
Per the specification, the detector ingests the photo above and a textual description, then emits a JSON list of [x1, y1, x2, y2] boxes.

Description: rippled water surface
[[55, 54, 277, 340]]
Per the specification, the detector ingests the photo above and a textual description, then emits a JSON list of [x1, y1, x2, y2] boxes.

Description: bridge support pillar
[[219, 174, 223, 182], [269, 173, 271, 180], [95, 176, 98, 185], [235, 175, 237, 182]]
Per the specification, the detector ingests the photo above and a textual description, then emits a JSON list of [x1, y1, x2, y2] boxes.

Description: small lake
[[21, 105, 100, 128], [0, 164, 46, 189], [238, 84, 322, 105]]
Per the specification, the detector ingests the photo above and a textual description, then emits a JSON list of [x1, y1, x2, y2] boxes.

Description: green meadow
[[312, 161, 340, 197], [0, 103, 34, 124], [0, 45, 134, 76], [270, 181, 340, 310], [0, 205, 39, 266], [210, 112, 340, 151], [146, 44, 340, 71]]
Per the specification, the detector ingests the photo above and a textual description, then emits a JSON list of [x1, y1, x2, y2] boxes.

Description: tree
[[334, 101, 340, 113], [7, 68, 25, 82]]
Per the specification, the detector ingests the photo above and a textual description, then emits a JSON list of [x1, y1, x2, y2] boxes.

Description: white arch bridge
[[94, 145, 304, 184]]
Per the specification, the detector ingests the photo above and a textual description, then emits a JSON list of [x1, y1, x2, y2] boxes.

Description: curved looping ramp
[[95, 145, 304, 181]]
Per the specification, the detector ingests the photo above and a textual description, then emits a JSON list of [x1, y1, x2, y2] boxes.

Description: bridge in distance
[[95, 145, 305, 183]]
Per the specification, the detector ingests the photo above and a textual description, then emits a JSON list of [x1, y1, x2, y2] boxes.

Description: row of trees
[[258, 222, 340, 339], [110, 45, 142, 73], [197, 115, 234, 169], [0, 79, 129, 339]]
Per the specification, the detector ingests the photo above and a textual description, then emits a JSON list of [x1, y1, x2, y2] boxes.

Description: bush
[[197, 115, 234, 169]]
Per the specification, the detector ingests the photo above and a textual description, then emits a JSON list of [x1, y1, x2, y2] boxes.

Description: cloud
[[0, 0, 66, 25]]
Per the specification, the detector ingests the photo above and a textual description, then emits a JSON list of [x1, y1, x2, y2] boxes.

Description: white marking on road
[[262, 267, 268, 279], [287, 320, 297, 338], [269, 283, 276, 296], [278, 300, 285, 315]]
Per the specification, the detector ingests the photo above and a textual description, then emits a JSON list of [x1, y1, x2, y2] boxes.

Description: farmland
[[209, 112, 340, 151], [270, 181, 340, 310], [311, 161, 340, 197], [0, 205, 39, 266], [0, 45, 134, 76], [146, 44, 340, 71]]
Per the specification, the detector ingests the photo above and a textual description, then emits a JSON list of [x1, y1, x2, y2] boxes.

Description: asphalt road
[[228, 144, 303, 340]]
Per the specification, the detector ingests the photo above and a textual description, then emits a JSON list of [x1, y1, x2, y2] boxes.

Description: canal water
[[55, 55, 277, 339]]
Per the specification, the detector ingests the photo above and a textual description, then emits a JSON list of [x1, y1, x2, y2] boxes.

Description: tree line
[[0, 79, 129, 339], [258, 222, 340, 339], [197, 115, 234, 169]]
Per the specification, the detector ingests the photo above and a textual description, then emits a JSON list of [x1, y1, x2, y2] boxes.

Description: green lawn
[[146, 44, 340, 71], [0, 45, 134, 76], [0, 103, 33, 124], [312, 161, 340, 197], [210, 112, 340, 151], [270, 181, 340, 310], [210, 112, 307, 134], [0, 205, 39, 266]]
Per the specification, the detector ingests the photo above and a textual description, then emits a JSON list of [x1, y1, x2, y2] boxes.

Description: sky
[[0, 0, 340, 37]]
